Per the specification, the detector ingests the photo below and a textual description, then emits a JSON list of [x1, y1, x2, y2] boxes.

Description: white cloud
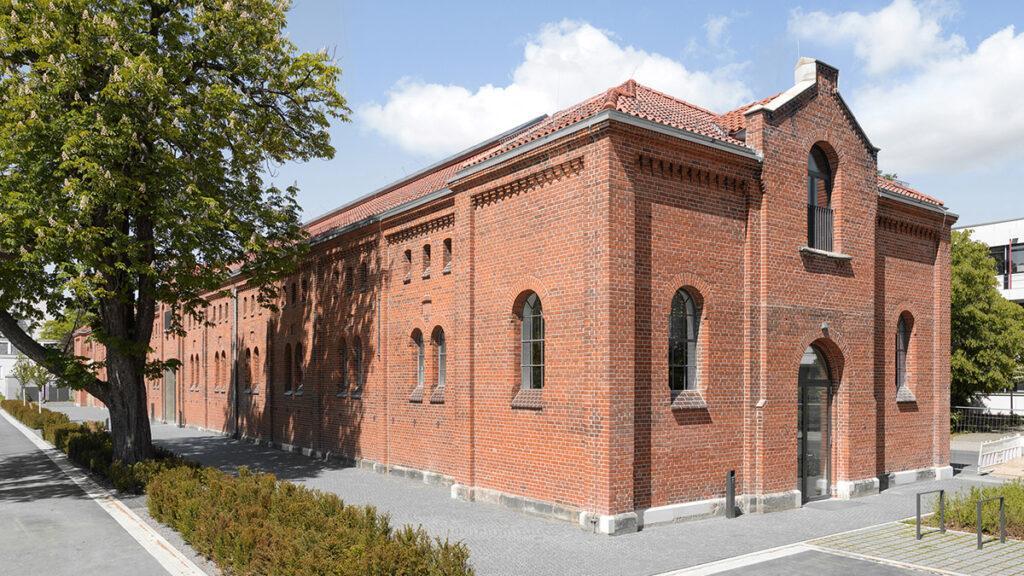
[[856, 25, 1024, 173], [704, 15, 731, 47], [789, 0, 965, 75], [789, 1, 1024, 175], [360, 21, 753, 158]]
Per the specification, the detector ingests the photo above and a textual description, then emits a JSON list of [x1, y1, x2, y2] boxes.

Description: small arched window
[[520, 293, 544, 389], [283, 343, 293, 393], [434, 328, 446, 389], [807, 145, 834, 251], [669, 289, 700, 392], [896, 315, 910, 390]]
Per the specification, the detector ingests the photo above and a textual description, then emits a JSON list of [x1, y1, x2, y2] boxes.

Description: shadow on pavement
[[0, 450, 88, 503]]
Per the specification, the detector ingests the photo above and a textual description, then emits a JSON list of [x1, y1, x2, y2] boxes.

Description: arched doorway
[[798, 345, 832, 503]]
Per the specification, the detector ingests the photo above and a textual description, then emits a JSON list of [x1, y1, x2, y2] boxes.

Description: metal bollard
[[726, 470, 737, 519]]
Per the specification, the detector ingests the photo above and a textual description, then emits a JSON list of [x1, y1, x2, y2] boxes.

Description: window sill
[[429, 386, 445, 404], [442, 265, 451, 275], [896, 385, 917, 403], [511, 387, 543, 410], [335, 391, 349, 398], [421, 272, 431, 280], [350, 390, 363, 400], [671, 390, 708, 410], [409, 385, 425, 403], [800, 246, 852, 261]]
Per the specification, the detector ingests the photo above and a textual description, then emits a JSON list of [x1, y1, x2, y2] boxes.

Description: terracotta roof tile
[[877, 176, 944, 207], [463, 80, 752, 167], [717, 93, 781, 134]]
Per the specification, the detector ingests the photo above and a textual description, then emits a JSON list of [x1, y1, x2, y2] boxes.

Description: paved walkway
[[811, 522, 1024, 575], [0, 411, 168, 576], [48, 403, 1013, 576]]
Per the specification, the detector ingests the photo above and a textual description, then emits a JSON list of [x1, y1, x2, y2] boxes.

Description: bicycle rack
[[976, 496, 1006, 550], [916, 489, 945, 540]]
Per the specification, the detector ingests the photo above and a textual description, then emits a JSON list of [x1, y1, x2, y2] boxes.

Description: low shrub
[[148, 466, 475, 576], [923, 481, 1024, 540]]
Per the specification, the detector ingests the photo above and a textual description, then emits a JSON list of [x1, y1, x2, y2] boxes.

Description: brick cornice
[[637, 153, 750, 193], [877, 214, 939, 241], [471, 156, 584, 208], [385, 213, 455, 244]]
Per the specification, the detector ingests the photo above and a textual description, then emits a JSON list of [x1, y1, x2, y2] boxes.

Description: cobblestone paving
[[811, 522, 1024, 575]]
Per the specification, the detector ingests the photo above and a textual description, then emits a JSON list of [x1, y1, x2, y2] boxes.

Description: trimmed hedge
[[148, 466, 474, 576], [1, 399, 189, 494], [2, 401, 476, 573]]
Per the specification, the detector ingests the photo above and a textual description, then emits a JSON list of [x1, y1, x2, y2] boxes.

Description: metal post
[[977, 499, 983, 550], [916, 489, 945, 540], [725, 470, 736, 519]]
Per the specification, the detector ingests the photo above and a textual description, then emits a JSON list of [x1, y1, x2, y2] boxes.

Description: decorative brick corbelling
[[471, 156, 584, 208], [877, 214, 939, 241], [637, 153, 749, 193], [386, 213, 455, 245]]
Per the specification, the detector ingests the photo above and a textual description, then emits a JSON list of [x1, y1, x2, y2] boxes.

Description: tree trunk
[[105, 356, 153, 464]]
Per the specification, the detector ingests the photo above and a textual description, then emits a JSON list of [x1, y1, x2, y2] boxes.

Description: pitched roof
[[304, 79, 946, 240], [463, 80, 750, 167], [876, 176, 944, 207]]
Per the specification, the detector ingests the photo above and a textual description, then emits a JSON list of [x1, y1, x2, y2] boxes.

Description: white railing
[[978, 434, 1024, 474]]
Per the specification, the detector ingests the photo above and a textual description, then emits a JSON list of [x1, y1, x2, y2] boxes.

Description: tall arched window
[[252, 348, 260, 391], [896, 315, 910, 390], [283, 343, 293, 393], [434, 328, 446, 389], [244, 348, 252, 391], [520, 293, 544, 389], [412, 330, 425, 388], [294, 343, 303, 392], [807, 145, 834, 251], [353, 337, 363, 393], [338, 339, 348, 394], [669, 288, 700, 392]]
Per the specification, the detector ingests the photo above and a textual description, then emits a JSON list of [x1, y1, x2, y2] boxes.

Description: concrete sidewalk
[[0, 412, 168, 576]]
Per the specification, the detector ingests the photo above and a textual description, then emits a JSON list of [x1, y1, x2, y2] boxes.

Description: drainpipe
[[231, 287, 240, 438]]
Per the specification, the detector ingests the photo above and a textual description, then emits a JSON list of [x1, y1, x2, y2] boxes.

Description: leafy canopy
[[950, 230, 1024, 405], [0, 0, 348, 387]]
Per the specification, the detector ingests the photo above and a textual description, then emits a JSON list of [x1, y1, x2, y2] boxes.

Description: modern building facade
[[75, 58, 957, 534], [954, 217, 1024, 306]]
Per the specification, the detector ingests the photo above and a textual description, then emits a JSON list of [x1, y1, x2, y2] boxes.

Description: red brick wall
[[72, 63, 953, 520]]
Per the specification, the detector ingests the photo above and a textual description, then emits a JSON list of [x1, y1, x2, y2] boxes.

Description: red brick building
[[75, 58, 956, 534]]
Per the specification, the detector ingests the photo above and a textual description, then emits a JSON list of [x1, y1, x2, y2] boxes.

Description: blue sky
[[275, 0, 1024, 226]]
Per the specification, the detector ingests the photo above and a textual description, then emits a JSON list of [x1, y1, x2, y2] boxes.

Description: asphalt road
[[0, 413, 168, 576]]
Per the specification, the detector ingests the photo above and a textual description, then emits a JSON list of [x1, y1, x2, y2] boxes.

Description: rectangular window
[[0, 341, 9, 356], [345, 266, 354, 294], [403, 249, 412, 284], [163, 309, 173, 332], [1012, 244, 1024, 275], [443, 239, 452, 274], [991, 245, 1007, 276]]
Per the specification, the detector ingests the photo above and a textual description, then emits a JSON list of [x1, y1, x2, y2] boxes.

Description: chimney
[[794, 57, 839, 91]]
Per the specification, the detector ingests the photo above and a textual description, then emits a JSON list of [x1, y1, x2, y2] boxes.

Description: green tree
[[950, 230, 1024, 405], [11, 355, 52, 404], [39, 308, 95, 350], [0, 0, 348, 463]]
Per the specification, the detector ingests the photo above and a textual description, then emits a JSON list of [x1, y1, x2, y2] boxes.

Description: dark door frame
[[799, 347, 833, 504]]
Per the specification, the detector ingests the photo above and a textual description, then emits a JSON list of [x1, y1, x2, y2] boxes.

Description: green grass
[[917, 482, 1024, 539]]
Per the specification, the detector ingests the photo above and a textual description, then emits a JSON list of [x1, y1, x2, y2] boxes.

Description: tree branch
[[0, 309, 108, 404]]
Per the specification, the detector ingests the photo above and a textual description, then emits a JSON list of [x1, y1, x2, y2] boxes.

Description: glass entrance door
[[798, 346, 831, 503]]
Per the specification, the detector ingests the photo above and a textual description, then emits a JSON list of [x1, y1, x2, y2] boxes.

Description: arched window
[[294, 343, 303, 392], [359, 261, 369, 292], [253, 348, 260, 391], [283, 343, 292, 393], [807, 145, 834, 251], [244, 348, 252, 391], [434, 328, 446, 389], [422, 244, 431, 278], [413, 330, 424, 388], [353, 337, 363, 393], [520, 293, 544, 389], [896, 315, 910, 390], [338, 339, 348, 393], [669, 289, 700, 392]]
